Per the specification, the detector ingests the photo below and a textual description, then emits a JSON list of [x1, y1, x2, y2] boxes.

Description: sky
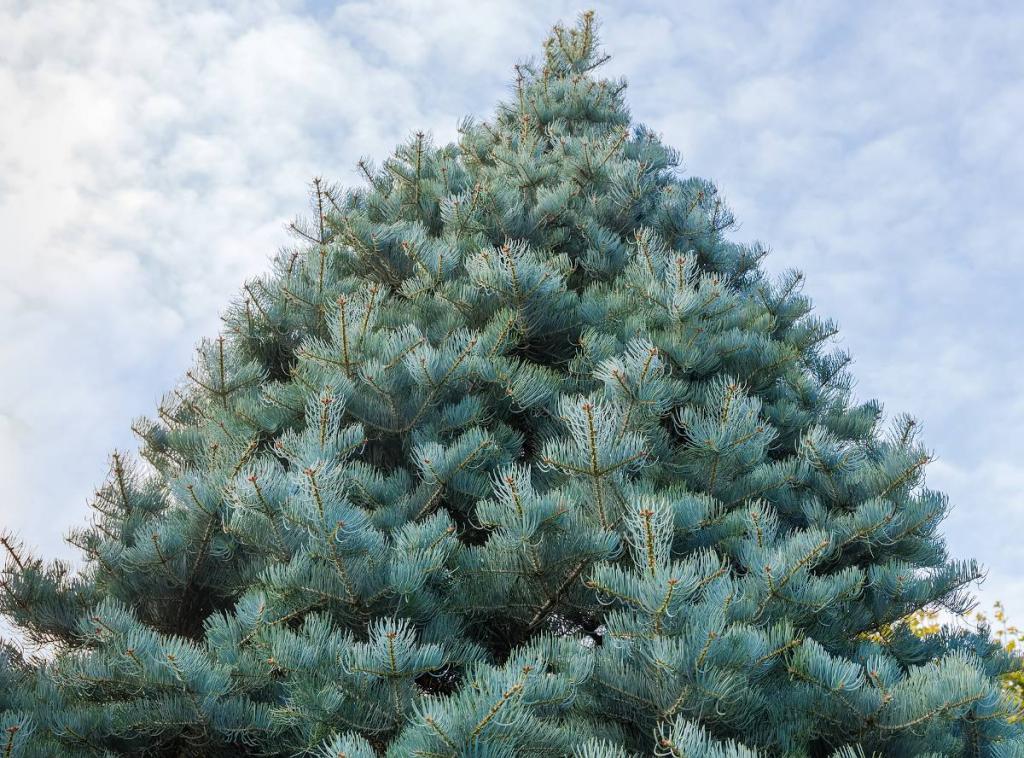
[[0, 0, 1021, 629]]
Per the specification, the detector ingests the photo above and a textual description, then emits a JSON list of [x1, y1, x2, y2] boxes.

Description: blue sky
[[1, 0, 1021, 626]]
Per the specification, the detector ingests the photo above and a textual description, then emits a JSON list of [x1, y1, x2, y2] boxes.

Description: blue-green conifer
[[2, 12, 1022, 757]]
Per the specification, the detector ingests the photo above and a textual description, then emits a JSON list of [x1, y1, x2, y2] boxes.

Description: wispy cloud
[[1, 0, 1020, 619]]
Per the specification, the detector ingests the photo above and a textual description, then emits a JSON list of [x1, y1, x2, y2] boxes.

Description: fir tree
[[2, 12, 1022, 757]]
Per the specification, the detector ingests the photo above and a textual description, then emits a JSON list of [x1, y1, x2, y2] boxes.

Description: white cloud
[[0, 1, 1021, 624]]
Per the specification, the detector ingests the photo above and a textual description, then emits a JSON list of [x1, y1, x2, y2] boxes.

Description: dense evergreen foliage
[[2, 13, 1022, 757]]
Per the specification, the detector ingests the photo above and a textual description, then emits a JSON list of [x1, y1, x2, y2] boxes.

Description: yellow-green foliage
[[981, 602, 1024, 719]]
